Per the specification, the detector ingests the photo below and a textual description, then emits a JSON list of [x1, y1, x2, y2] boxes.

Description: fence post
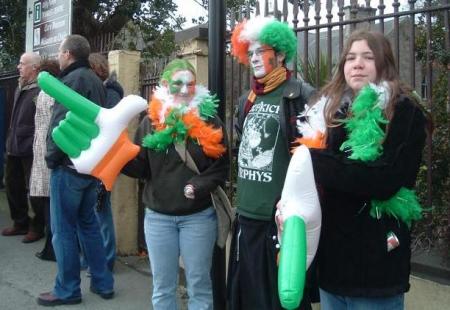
[[107, 50, 142, 255], [208, 0, 227, 309]]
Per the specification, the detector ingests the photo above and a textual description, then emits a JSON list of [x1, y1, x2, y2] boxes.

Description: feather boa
[[342, 82, 422, 227], [296, 82, 422, 227], [143, 85, 226, 159]]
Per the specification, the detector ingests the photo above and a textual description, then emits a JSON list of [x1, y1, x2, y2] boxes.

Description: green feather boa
[[342, 83, 422, 227]]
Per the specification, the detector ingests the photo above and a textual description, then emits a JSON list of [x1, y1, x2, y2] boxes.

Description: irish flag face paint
[[169, 70, 196, 105], [248, 42, 277, 78]]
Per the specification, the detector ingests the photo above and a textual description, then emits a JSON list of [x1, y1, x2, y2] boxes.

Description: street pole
[[208, 0, 226, 309]]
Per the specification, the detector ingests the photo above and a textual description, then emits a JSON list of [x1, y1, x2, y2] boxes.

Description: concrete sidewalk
[[1, 188, 449, 309], [0, 190, 187, 310]]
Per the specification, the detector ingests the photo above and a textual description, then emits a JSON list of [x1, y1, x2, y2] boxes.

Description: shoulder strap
[[174, 143, 200, 174]]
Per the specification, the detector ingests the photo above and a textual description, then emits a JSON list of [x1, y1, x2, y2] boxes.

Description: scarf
[[244, 66, 291, 116], [143, 85, 226, 159]]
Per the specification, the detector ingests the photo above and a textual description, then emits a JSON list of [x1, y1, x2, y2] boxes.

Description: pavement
[[0, 190, 188, 310], [1, 187, 450, 310]]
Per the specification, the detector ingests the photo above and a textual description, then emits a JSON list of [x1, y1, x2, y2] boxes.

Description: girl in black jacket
[[123, 59, 229, 310], [307, 30, 431, 309]]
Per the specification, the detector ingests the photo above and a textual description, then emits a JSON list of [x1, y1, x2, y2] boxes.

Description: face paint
[[168, 70, 196, 104], [248, 42, 277, 78]]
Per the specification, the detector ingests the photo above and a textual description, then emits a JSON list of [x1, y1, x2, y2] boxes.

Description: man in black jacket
[[37, 35, 114, 307], [2, 52, 45, 243]]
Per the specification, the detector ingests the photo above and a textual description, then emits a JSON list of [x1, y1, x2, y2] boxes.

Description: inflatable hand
[[38, 71, 148, 190], [277, 145, 322, 309]]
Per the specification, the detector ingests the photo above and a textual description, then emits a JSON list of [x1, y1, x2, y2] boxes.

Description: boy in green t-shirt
[[228, 16, 316, 310]]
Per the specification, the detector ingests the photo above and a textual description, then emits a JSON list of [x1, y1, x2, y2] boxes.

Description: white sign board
[[26, 0, 72, 57]]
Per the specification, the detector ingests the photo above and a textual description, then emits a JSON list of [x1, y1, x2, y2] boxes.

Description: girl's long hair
[[319, 30, 417, 127]]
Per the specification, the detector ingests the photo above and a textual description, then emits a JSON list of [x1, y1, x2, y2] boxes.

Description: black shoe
[[90, 286, 114, 299], [37, 292, 81, 306], [35, 251, 56, 262]]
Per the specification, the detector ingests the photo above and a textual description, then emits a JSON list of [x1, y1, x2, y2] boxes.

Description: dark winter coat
[[123, 115, 229, 216], [6, 81, 40, 156], [45, 59, 106, 169], [310, 95, 427, 297], [104, 75, 124, 109]]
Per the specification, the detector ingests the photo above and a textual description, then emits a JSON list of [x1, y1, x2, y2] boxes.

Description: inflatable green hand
[[37, 71, 148, 191], [38, 71, 100, 158]]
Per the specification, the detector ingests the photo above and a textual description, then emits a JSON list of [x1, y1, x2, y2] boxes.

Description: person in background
[[79, 52, 124, 272], [228, 16, 316, 310], [32, 58, 60, 261], [2, 52, 45, 244], [37, 34, 113, 306], [123, 58, 229, 310], [307, 30, 431, 310]]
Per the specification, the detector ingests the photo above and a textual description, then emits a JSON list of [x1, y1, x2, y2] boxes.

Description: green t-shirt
[[236, 85, 291, 220]]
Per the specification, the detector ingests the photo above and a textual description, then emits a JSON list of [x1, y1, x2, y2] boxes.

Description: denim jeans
[[144, 207, 217, 310], [50, 167, 114, 300], [319, 288, 404, 310], [80, 190, 116, 272]]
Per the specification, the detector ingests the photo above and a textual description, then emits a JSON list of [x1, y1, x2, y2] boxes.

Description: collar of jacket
[[20, 80, 38, 91], [281, 77, 301, 99], [60, 59, 91, 78]]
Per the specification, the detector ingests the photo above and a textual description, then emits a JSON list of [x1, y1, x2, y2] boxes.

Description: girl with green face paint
[[131, 58, 229, 309], [160, 59, 197, 105], [167, 70, 196, 104]]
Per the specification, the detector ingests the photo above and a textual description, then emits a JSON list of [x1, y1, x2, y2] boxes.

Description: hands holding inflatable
[[276, 145, 322, 309], [38, 71, 148, 190]]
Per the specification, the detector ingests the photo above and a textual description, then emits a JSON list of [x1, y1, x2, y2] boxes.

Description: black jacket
[[310, 95, 427, 297], [236, 77, 316, 152], [45, 60, 106, 169], [6, 81, 40, 157], [104, 75, 124, 109], [123, 116, 229, 216]]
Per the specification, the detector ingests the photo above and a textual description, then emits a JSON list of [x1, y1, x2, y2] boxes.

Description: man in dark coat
[[2, 52, 45, 243], [37, 35, 114, 307]]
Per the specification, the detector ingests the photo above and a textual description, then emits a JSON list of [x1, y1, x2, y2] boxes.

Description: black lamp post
[[208, 1, 226, 309]]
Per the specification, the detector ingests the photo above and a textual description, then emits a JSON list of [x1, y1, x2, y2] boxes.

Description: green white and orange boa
[[143, 85, 226, 159]]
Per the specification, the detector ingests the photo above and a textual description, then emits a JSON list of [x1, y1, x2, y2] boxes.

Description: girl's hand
[[275, 200, 285, 239]]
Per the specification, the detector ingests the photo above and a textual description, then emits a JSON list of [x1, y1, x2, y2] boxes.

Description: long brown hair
[[320, 30, 414, 126]]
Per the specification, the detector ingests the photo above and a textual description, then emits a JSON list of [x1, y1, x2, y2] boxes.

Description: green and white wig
[[160, 58, 196, 85], [231, 16, 297, 65]]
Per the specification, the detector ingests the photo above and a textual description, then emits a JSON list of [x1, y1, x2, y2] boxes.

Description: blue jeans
[[80, 190, 116, 272], [95, 192, 116, 271], [319, 288, 404, 310], [50, 167, 114, 300], [144, 207, 217, 310]]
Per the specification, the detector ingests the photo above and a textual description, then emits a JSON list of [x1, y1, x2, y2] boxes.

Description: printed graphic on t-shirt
[[238, 101, 280, 183]]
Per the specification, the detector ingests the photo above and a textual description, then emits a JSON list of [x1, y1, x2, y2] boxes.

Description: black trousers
[[227, 215, 313, 310], [34, 196, 55, 259], [5, 155, 44, 233]]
